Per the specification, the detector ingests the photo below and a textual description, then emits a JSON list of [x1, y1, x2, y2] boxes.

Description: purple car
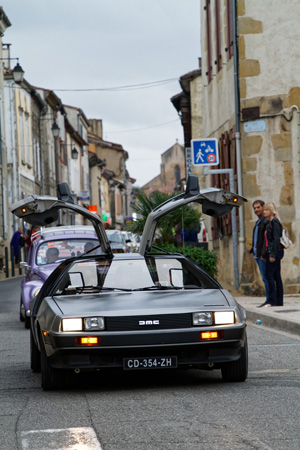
[[20, 225, 100, 328]]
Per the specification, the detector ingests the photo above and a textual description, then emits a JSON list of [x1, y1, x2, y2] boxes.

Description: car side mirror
[[169, 268, 184, 287], [57, 182, 75, 204]]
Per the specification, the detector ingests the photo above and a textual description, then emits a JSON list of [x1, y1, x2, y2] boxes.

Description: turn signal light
[[78, 337, 100, 346], [200, 331, 219, 340]]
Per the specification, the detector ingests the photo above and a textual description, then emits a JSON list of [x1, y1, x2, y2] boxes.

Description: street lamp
[[71, 147, 79, 160], [51, 122, 60, 138], [1, 57, 25, 83], [12, 62, 25, 83]]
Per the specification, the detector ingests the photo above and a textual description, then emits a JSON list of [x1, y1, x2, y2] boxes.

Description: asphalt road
[[1, 277, 300, 450]]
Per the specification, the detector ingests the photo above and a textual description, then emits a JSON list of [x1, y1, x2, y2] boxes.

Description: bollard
[[11, 247, 15, 277], [5, 246, 9, 278]]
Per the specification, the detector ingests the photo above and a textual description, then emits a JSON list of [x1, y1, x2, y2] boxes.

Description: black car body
[[11, 177, 248, 390]]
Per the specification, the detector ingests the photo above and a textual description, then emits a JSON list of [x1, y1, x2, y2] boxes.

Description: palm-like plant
[[127, 190, 202, 245]]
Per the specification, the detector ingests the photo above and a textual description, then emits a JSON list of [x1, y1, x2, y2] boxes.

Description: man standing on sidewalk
[[250, 200, 270, 306]]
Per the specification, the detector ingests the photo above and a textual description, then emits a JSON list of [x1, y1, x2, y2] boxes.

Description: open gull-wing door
[[139, 175, 247, 255], [10, 183, 113, 258]]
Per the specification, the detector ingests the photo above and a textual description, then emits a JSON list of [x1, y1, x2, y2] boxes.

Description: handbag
[[280, 228, 292, 249]]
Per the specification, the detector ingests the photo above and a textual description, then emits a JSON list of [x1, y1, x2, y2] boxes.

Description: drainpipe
[[232, 0, 245, 272], [290, 105, 300, 260], [204, 167, 239, 289]]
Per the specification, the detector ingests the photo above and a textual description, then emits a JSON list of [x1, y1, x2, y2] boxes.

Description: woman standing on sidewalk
[[261, 203, 284, 307]]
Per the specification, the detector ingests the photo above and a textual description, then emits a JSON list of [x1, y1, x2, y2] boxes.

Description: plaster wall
[[242, 0, 300, 98], [200, 0, 235, 139]]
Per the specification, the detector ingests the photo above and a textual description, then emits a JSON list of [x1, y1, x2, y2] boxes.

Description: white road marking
[[20, 427, 102, 450]]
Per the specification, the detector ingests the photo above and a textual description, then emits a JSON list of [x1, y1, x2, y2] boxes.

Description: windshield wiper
[[132, 285, 183, 291], [61, 285, 132, 294]]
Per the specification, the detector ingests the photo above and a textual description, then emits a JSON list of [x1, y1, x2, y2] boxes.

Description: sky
[[3, 0, 201, 187]]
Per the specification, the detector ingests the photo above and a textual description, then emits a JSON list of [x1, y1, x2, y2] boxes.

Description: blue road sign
[[191, 138, 219, 166]]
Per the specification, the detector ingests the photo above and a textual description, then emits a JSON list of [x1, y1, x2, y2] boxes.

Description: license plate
[[123, 356, 177, 370]]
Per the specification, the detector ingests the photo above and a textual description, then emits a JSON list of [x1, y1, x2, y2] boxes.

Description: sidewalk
[[236, 295, 300, 336]]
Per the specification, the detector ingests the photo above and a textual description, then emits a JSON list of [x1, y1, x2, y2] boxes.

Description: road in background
[[1, 277, 300, 450]]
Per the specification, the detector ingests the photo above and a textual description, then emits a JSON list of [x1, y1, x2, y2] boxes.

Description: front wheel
[[19, 297, 25, 322], [221, 335, 248, 382], [30, 327, 41, 372], [40, 335, 64, 390]]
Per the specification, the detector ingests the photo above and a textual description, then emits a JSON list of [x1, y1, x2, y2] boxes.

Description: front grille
[[106, 313, 192, 331]]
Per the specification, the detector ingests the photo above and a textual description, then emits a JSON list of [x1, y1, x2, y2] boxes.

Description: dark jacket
[[250, 217, 269, 258], [262, 217, 283, 259]]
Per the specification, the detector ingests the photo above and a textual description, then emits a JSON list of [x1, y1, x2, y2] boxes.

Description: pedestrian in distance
[[0, 235, 5, 272], [261, 203, 284, 307], [10, 227, 24, 265], [250, 200, 270, 305]]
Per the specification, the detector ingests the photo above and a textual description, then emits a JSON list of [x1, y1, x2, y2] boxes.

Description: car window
[[36, 239, 100, 265], [106, 231, 124, 244]]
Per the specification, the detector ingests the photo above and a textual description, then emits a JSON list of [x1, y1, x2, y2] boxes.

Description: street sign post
[[191, 138, 219, 167]]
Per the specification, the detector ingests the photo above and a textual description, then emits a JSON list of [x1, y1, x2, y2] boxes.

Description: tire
[[20, 297, 25, 322], [24, 314, 31, 329], [30, 327, 41, 373], [40, 334, 63, 390], [221, 335, 248, 382]]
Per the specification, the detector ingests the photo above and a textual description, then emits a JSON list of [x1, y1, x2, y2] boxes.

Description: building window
[[215, 0, 222, 72], [226, 0, 233, 60], [205, 0, 213, 82], [19, 109, 25, 164], [175, 165, 181, 184], [25, 113, 31, 167], [33, 138, 41, 180]]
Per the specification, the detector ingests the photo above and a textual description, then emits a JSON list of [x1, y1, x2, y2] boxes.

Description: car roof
[[34, 225, 97, 242]]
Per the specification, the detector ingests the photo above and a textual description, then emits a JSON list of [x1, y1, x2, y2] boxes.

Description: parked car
[[19, 225, 100, 328], [106, 229, 128, 253], [121, 231, 139, 252], [11, 177, 248, 390]]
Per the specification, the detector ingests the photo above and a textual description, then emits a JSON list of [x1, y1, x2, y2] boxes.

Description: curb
[[244, 308, 300, 336]]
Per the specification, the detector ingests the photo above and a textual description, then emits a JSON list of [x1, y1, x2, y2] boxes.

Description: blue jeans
[[255, 257, 269, 302]]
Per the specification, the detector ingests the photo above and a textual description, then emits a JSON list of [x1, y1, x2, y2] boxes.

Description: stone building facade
[[142, 142, 185, 196], [200, 0, 300, 292]]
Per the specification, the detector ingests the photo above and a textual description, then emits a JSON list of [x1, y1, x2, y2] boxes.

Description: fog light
[[200, 331, 219, 340], [79, 337, 99, 346], [193, 312, 213, 326]]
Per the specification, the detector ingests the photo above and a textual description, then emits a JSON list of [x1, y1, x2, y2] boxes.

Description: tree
[[127, 190, 202, 245]]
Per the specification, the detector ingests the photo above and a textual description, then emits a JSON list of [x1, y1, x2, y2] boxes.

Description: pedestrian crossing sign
[[191, 138, 219, 166]]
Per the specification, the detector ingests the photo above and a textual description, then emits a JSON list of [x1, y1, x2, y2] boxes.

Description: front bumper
[[43, 326, 247, 370]]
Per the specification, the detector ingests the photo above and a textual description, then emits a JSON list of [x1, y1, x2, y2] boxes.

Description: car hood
[[35, 265, 59, 281], [53, 289, 232, 316]]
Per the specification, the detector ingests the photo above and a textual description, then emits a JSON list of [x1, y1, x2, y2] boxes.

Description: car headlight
[[62, 318, 83, 331], [193, 311, 235, 326], [84, 317, 105, 330], [214, 311, 235, 324], [193, 312, 213, 326]]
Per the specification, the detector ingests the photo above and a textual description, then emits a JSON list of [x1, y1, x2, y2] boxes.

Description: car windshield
[[36, 238, 100, 265], [106, 231, 124, 244], [53, 256, 218, 295]]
